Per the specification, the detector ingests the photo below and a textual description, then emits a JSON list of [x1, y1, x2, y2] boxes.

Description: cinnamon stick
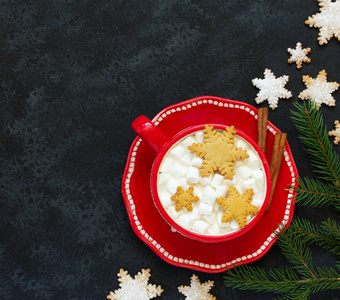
[[257, 107, 268, 155], [266, 132, 287, 211]]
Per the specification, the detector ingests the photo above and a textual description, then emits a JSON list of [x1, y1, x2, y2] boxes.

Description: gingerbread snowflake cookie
[[171, 186, 199, 211], [107, 268, 163, 300], [216, 186, 258, 228], [178, 274, 216, 300], [298, 70, 339, 109], [252, 69, 292, 110], [305, 0, 340, 45], [287, 42, 311, 69], [328, 120, 340, 145], [188, 124, 249, 180]]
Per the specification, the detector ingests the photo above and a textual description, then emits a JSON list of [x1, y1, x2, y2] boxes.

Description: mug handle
[[131, 115, 169, 152]]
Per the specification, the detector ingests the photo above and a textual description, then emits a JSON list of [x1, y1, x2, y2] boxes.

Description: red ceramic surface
[[132, 118, 272, 243], [122, 96, 298, 273]]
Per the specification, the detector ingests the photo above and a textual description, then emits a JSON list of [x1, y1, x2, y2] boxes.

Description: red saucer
[[122, 96, 298, 273]]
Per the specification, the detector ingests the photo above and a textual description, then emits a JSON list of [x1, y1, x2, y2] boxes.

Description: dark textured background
[[1, 0, 340, 299]]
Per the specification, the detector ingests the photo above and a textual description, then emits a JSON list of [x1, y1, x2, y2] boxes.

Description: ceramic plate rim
[[122, 96, 298, 273]]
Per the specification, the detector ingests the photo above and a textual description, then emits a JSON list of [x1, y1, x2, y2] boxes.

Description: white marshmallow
[[223, 178, 234, 186], [207, 223, 220, 235], [166, 178, 180, 195], [178, 178, 189, 190], [195, 131, 204, 143], [199, 174, 212, 185], [230, 219, 240, 230], [168, 145, 186, 160], [202, 186, 217, 205], [170, 162, 187, 178], [251, 193, 264, 207], [211, 174, 224, 188], [243, 177, 256, 191], [252, 169, 265, 187], [202, 211, 217, 224], [159, 190, 173, 208], [178, 213, 195, 228], [182, 136, 196, 148], [235, 185, 244, 194], [180, 154, 192, 166], [191, 156, 203, 168], [213, 201, 220, 213], [235, 138, 249, 151], [198, 202, 213, 215], [192, 186, 203, 199], [178, 207, 200, 228], [158, 173, 169, 185], [193, 220, 209, 234], [159, 157, 175, 173], [234, 160, 246, 168], [189, 207, 201, 220], [216, 185, 228, 198], [167, 205, 183, 219], [246, 151, 261, 168], [236, 165, 251, 180], [224, 173, 240, 186], [186, 166, 200, 184]]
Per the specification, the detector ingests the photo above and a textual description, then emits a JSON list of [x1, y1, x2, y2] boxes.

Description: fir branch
[[224, 264, 340, 300], [224, 225, 340, 299], [290, 101, 340, 187], [275, 226, 316, 279], [290, 216, 340, 256], [224, 264, 305, 294], [321, 218, 340, 237], [336, 261, 340, 272], [290, 177, 340, 211], [223, 101, 340, 299]]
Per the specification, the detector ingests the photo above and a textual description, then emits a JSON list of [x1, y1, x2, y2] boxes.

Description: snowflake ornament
[[328, 120, 340, 145], [188, 124, 249, 180], [107, 268, 163, 300], [287, 42, 311, 69], [305, 0, 340, 45], [178, 274, 216, 300], [252, 69, 292, 110], [298, 69, 339, 109]]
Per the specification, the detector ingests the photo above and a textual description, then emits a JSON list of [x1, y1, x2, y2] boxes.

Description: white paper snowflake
[[298, 69, 340, 109], [178, 274, 216, 300], [287, 42, 311, 69], [305, 0, 340, 45], [107, 268, 163, 300], [252, 69, 292, 110]]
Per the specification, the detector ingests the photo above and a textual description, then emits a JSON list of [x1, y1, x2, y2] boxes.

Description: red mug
[[131, 115, 271, 243]]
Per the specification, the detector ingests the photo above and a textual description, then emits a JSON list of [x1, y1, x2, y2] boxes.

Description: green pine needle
[[224, 224, 340, 299], [321, 218, 340, 238], [223, 102, 340, 299], [290, 101, 340, 187], [275, 226, 316, 279], [291, 177, 340, 211], [290, 216, 340, 256], [224, 263, 340, 300]]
